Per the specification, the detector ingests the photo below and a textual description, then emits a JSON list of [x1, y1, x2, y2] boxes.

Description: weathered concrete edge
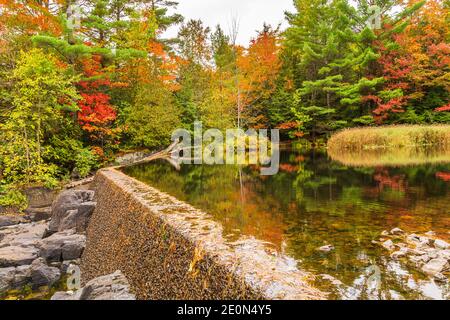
[[81, 168, 326, 300]]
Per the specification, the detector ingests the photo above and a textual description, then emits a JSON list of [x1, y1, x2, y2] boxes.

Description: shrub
[[74, 148, 99, 178]]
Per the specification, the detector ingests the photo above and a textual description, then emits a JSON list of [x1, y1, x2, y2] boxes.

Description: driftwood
[[119, 140, 195, 170]]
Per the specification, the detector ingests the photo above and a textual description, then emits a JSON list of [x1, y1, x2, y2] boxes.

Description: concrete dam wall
[[81, 169, 325, 300]]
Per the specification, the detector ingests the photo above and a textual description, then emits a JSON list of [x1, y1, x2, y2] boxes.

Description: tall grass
[[327, 125, 450, 151]]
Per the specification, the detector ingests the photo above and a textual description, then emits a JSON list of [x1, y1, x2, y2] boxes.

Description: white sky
[[163, 0, 296, 46]]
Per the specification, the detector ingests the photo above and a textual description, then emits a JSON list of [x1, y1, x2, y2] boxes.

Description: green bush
[[0, 186, 28, 210], [74, 148, 99, 178]]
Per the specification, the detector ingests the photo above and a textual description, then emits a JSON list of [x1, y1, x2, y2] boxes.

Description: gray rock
[[51, 270, 135, 300], [318, 245, 334, 252], [422, 258, 450, 276], [438, 249, 450, 260], [0, 246, 39, 267], [14, 265, 31, 287], [61, 259, 80, 273], [51, 290, 82, 300], [390, 228, 405, 235], [0, 222, 47, 248], [434, 239, 449, 250], [79, 271, 135, 300], [0, 267, 16, 292], [24, 187, 57, 209], [382, 240, 395, 251], [48, 190, 95, 234], [409, 254, 431, 265], [391, 248, 408, 260], [433, 273, 448, 283], [24, 207, 52, 222], [38, 230, 85, 262], [0, 215, 27, 228], [29, 258, 61, 288]]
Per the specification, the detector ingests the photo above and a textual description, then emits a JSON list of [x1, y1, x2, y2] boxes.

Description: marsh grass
[[328, 146, 450, 167], [327, 125, 450, 151]]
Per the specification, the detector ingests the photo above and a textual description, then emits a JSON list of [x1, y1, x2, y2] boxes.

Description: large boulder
[[29, 258, 61, 289], [48, 190, 96, 234], [39, 229, 85, 262], [51, 271, 135, 300]]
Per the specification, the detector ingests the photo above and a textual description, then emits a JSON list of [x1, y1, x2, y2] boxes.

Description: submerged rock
[[381, 240, 395, 251], [318, 245, 335, 252], [434, 239, 449, 250], [390, 228, 405, 235], [421, 258, 449, 276], [391, 248, 408, 260]]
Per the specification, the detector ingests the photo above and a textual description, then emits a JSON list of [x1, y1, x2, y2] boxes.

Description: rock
[[0, 267, 16, 292], [407, 233, 434, 249], [0, 246, 39, 267], [0, 222, 47, 248], [391, 248, 408, 260], [421, 258, 450, 276], [390, 228, 405, 235], [409, 254, 431, 265], [433, 273, 448, 283], [14, 265, 31, 287], [51, 270, 135, 300], [48, 190, 95, 234], [434, 239, 449, 250], [425, 231, 436, 237], [438, 249, 450, 260], [24, 207, 52, 222], [79, 271, 135, 300], [320, 274, 344, 286], [381, 230, 389, 236], [382, 239, 395, 251], [0, 215, 27, 228], [24, 187, 57, 209], [29, 258, 61, 289], [51, 290, 82, 300], [39, 230, 85, 262], [318, 245, 334, 252], [61, 259, 80, 273]]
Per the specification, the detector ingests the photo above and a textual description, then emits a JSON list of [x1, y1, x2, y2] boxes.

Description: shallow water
[[123, 147, 450, 300]]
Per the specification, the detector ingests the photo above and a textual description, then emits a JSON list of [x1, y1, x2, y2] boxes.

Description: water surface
[[123, 147, 450, 300]]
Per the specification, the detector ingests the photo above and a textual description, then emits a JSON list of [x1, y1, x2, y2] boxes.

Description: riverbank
[[0, 180, 135, 300], [327, 125, 450, 151]]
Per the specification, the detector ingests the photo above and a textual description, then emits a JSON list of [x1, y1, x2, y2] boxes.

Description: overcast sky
[[164, 0, 296, 45]]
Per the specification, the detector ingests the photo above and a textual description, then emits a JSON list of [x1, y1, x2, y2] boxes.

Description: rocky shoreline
[[376, 228, 450, 281], [0, 181, 135, 300]]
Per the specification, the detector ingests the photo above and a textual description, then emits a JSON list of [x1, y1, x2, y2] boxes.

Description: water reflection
[[123, 148, 450, 300]]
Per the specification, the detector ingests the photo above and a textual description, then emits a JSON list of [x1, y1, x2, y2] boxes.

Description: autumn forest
[[0, 0, 449, 206]]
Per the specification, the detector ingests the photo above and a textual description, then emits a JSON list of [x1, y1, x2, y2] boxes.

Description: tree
[[0, 49, 79, 186]]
